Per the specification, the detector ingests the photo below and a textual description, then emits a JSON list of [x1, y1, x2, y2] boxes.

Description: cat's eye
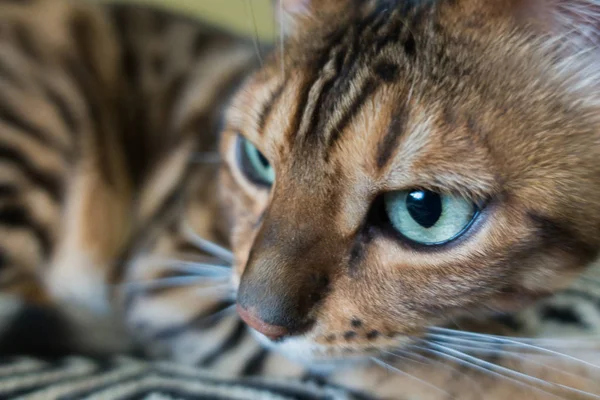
[[236, 136, 274, 187], [383, 190, 478, 246]]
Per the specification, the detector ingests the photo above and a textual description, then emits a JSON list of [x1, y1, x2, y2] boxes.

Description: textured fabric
[[0, 357, 369, 400]]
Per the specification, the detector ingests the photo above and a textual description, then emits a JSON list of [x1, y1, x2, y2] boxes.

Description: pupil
[[406, 190, 442, 228], [257, 151, 269, 168]]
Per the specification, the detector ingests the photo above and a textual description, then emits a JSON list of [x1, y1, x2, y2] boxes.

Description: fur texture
[[1, 0, 600, 399]]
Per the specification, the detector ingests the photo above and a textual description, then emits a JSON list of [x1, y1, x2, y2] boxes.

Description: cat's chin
[[249, 328, 382, 370]]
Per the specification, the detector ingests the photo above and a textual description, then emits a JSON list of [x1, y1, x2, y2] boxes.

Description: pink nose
[[236, 304, 289, 340]]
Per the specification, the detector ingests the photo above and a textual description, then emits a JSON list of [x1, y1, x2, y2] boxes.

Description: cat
[[1, 0, 600, 398]]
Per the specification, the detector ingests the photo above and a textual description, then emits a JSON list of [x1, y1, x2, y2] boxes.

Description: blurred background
[[99, 0, 276, 40]]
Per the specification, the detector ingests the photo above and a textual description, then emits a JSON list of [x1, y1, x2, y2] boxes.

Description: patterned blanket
[[0, 356, 369, 400], [0, 297, 368, 400]]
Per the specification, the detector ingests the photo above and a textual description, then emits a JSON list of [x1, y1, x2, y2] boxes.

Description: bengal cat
[[1, 0, 600, 398]]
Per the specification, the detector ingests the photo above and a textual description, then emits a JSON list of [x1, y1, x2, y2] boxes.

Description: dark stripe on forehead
[[257, 82, 285, 134], [370, 0, 425, 53], [285, 30, 352, 145], [376, 104, 408, 169], [378, 0, 435, 13], [286, 32, 362, 148], [301, 46, 347, 143], [326, 77, 379, 151], [285, 1, 427, 151], [286, 74, 314, 144]]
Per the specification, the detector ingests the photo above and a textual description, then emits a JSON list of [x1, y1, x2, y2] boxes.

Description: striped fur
[[1, 0, 600, 399], [0, 0, 257, 351], [218, 0, 600, 397]]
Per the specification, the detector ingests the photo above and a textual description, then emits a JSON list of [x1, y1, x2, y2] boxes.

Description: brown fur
[[0, 0, 255, 340], [1, 0, 600, 398], [221, 0, 600, 396], [226, 0, 600, 336]]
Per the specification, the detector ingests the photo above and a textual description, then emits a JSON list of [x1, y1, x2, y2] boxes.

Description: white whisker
[[167, 263, 231, 277], [119, 277, 231, 292], [199, 303, 238, 325], [429, 327, 600, 370], [427, 332, 600, 350], [423, 341, 600, 399], [159, 252, 224, 266], [392, 347, 486, 396], [432, 329, 600, 347], [414, 344, 567, 399], [427, 333, 543, 355], [143, 258, 231, 276], [383, 349, 431, 366], [182, 224, 234, 263], [427, 339, 600, 390], [152, 304, 237, 341], [120, 276, 228, 290], [371, 357, 454, 398]]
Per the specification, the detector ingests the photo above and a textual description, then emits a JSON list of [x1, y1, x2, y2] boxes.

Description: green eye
[[237, 136, 275, 187], [383, 190, 478, 246]]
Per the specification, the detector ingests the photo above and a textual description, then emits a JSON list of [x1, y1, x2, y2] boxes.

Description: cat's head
[[219, 0, 600, 364]]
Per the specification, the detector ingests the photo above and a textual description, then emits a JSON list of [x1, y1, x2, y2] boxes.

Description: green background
[[100, 0, 276, 40]]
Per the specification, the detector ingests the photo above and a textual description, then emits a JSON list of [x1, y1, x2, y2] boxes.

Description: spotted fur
[[1, 0, 600, 399]]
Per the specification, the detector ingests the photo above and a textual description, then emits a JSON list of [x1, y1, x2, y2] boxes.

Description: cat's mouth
[[236, 303, 338, 363], [237, 306, 414, 366], [248, 326, 383, 366], [233, 275, 417, 364]]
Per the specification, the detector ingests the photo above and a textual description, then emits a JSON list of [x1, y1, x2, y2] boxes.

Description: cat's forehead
[[253, 2, 488, 149], [248, 7, 427, 148], [230, 0, 600, 202], [284, 0, 430, 78], [238, 10, 500, 185]]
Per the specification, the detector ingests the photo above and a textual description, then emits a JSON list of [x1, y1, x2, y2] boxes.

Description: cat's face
[[219, 0, 600, 364]]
